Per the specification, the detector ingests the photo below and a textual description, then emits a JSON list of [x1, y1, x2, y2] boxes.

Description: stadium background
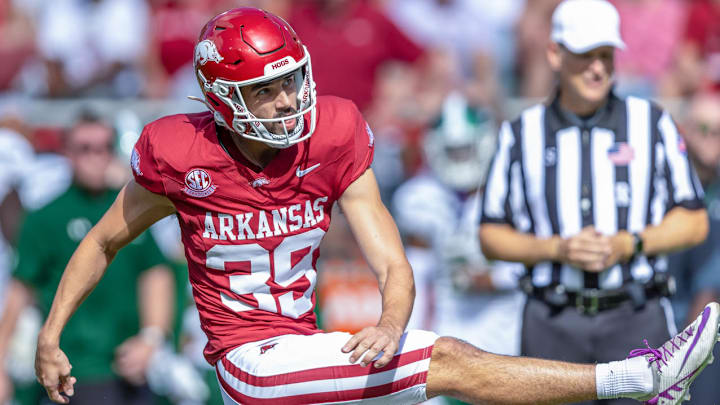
[[0, 0, 718, 404]]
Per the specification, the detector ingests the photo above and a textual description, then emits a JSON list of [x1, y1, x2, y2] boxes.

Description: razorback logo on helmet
[[183, 168, 217, 198], [264, 56, 295, 75], [194, 40, 224, 66]]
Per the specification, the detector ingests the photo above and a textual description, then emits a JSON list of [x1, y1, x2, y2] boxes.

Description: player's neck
[[226, 129, 280, 170]]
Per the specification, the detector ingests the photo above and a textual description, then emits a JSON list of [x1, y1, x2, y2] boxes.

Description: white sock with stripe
[[596, 356, 654, 399]]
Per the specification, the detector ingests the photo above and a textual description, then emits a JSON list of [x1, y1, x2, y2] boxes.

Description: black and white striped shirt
[[480, 91, 704, 291]]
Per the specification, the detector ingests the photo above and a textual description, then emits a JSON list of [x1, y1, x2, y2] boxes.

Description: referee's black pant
[[521, 296, 674, 405]]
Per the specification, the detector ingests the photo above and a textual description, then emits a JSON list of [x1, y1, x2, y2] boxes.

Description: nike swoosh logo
[[296, 163, 321, 177]]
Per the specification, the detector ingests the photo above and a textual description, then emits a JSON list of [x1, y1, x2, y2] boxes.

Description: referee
[[479, 2, 708, 404]]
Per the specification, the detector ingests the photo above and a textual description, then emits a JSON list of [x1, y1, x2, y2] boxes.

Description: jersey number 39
[[206, 228, 325, 318]]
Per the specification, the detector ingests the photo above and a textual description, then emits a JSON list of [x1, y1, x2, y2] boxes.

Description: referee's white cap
[[551, 0, 626, 54]]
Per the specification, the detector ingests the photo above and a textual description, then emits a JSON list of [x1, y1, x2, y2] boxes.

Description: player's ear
[[547, 41, 563, 72]]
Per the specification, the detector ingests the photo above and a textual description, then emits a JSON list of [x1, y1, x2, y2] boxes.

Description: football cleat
[[628, 302, 720, 404]]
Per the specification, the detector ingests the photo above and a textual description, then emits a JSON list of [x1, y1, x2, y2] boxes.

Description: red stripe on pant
[[217, 369, 428, 404], [216, 345, 434, 404], [221, 346, 432, 387]]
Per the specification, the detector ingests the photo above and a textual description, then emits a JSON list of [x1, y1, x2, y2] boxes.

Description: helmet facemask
[[195, 47, 317, 149]]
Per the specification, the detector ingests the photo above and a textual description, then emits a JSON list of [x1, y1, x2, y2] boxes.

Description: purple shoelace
[[628, 339, 665, 370], [626, 326, 697, 403]]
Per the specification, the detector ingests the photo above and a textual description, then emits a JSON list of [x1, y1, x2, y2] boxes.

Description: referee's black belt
[[521, 274, 675, 315]]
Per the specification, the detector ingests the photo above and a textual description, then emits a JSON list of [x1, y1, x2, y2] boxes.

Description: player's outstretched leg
[[425, 302, 720, 405], [425, 337, 598, 404]]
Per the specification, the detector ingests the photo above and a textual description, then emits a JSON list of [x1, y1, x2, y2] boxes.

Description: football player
[[34, 7, 720, 405], [393, 92, 524, 357]]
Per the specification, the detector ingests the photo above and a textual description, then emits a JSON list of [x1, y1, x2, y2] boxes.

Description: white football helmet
[[423, 92, 497, 192]]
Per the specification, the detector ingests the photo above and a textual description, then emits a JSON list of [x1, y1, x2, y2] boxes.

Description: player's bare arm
[[338, 168, 414, 368], [35, 180, 175, 404]]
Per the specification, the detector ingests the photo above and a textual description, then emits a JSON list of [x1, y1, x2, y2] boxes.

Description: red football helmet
[[192, 8, 317, 148]]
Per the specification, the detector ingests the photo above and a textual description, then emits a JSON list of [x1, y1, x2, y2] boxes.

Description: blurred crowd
[[0, 0, 718, 99], [0, 0, 719, 404], [0, 0, 718, 187]]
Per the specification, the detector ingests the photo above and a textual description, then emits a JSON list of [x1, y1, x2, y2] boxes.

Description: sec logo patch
[[183, 168, 217, 198]]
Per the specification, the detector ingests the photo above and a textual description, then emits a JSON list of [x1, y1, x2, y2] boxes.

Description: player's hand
[[557, 226, 611, 272], [35, 342, 76, 404], [0, 367, 13, 404], [113, 335, 157, 385], [342, 324, 403, 369]]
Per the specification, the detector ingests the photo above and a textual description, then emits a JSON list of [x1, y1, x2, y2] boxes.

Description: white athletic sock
[[596, 356, 655, 399]]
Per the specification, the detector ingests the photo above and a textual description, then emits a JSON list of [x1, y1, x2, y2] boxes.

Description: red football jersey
[[131, 96, 375, 364]]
